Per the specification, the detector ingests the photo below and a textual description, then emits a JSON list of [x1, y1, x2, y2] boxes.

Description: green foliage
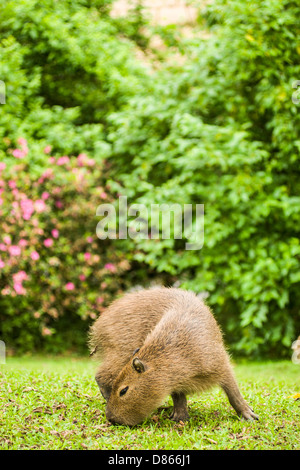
[[105, 0, 300, 357], [0, 0, 157, 354], [0, 0, 148, 156], [1, 0, 299, 358]]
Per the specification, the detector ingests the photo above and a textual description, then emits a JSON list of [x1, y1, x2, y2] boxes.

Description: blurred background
[[0, 0, 299, 360]]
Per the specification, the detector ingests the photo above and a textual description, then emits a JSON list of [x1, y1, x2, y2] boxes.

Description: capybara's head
[[105, 355, 164, 426]]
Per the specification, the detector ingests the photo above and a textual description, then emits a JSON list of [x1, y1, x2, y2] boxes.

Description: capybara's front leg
[[170, 392, 190, 422]]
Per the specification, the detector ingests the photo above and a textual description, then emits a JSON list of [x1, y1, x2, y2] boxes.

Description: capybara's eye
[[120, 386, 129, 397]]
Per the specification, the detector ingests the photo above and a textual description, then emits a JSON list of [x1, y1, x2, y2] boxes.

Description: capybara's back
[[89, 287, 258, 424]]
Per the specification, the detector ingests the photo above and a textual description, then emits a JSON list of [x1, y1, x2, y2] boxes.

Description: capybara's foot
[[170, 409, 190, 422], [240, 406, 259, 421]]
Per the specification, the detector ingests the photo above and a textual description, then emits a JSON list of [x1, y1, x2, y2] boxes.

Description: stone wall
[[111, 0, 198, 26]]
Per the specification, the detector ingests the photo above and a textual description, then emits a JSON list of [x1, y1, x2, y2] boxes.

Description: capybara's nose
[[106, 413, 115, 424], [105, 407, 116, 424]]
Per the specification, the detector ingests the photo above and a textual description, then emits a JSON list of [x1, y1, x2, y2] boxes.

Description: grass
[[0, 357, 299, 450]]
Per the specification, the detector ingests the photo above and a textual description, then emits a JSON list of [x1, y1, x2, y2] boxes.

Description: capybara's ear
[[132, 357, 145, 373]]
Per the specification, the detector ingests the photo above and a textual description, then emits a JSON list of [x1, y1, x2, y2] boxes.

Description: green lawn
[[0, 357, 299, 450]]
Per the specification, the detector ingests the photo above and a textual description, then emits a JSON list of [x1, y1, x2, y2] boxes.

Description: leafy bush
[[0, 0, 163, 355], [0, 141, 136, 353], [1, 0, 299, 358], [0, 0, 148, 157], [105, 0, 300, 358]]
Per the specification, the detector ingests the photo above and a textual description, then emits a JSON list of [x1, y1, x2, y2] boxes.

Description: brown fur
[[89, 287, 258, 426]]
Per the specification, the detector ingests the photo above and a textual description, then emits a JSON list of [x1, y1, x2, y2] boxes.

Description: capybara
[[89, 287, 258, 426]]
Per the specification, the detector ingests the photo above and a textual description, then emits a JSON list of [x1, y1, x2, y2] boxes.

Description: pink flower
[[86, 236, 93, 243], [56, 156, 70, 165], [12, 149, 25, 159], [17, 137, 28, 147], [8, 180, 16, 189], [42, 192, 50, 200], [38, 168, 54, 184], [42, 168, 54, 179], [44, 238, 53, 247], [22, 212, 33, 221], [18, 239, 28, 247], [13, 282, 26, 295], [79, 274, 86, 281], [55, 200, 63, 209], [16, 138, 29, 157], [65, 282, 75, 291], [30, 251, 40, 260], [84, 252, 91, 261], [3, 235, 11, 245], [51, 229, 59, 239], [96, 296, 104, 304], [0, 162, 6, 171], [42, 327, 52, 336], [34, 199, 47, 213], [0, 243, 6, 251], [44, 145, 52, 154], [100, 192, 107, 199], [77, 153, 88, 167], [9, 245, 21, 256], [0, 258, 5, 269], [20, 198, 34, 220], [104, 263, 116, 272], [1, 287, 10, 295], [13, 271, 28, 283]]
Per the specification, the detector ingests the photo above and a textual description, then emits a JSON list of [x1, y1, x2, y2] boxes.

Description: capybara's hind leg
[[220, 369, 259, 421], [170, 392, 190, 422]]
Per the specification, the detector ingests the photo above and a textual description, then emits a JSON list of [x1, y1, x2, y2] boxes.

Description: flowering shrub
[[0, 140, 133, 353]]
